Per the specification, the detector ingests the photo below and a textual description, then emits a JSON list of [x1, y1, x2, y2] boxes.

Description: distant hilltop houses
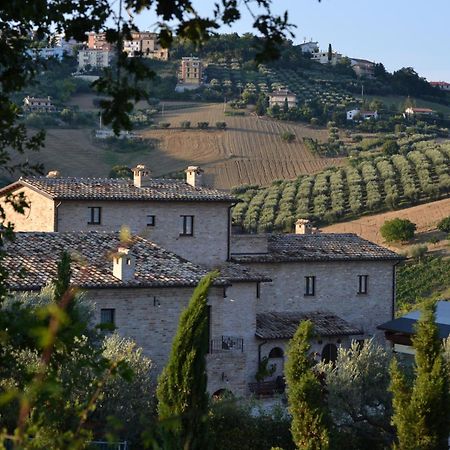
[[430, 81, 450, 91]]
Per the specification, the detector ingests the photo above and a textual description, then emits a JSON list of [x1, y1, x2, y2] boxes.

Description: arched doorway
[[212, 388, 233, 400], [321, 343, 338, 363], [268, 347, 284, 380]]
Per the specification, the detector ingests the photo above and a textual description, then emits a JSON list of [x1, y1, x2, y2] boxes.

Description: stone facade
[[251, 260, 395, 340], [0, 186, 55, 232], [55, 200, 230, 266], [88, 282, 259, 397]]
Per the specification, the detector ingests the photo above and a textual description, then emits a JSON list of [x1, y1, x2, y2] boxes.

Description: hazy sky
[[132, 0, 450, 81]]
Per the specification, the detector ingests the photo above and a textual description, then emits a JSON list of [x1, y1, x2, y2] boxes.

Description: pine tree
[[390, 302, 450, 450], [156, 271, 218, 450], [285, 320, 330, 450]]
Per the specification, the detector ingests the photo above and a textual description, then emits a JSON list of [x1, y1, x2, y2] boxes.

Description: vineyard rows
[[205, 63, 358, 108], [232, 142, 450, 232]]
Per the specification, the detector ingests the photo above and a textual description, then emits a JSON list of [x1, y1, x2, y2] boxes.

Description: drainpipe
[[227, 202, 237, 261], [257, 340, 267, 364], [54, 201, 62, 231], [392, 260, 402, 320]]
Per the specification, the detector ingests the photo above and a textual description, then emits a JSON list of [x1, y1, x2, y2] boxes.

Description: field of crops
[[232, 141, 450, 232], [205, 63, 358, 109]]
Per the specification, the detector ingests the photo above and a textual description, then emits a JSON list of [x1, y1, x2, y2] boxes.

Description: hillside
[[18, 101, 344, 189]]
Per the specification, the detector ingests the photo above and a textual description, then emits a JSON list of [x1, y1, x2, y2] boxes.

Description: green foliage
[[390, 302, 450, 450], [215, 121, 227, 129], [437, 216, 450, 233], [180, 120, 191, 129], [232, 142, 450, 232], [255, 356, 276, 382], [285, 321, 330, 450], [208, 399, 294, 450], [380, 218, 416, 243], [197, 121, 210, 129], [281, 131, 295, 142], [408, 244, 428, 260], [382, 140, 400, 155], [109, 165, 132, 179], [396, 256, 450, 311], [317, 340, 393, 449], [157, 272, 218, 450]]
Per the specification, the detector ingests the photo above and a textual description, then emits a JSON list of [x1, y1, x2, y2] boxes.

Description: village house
[[347, 108, 379, 121], [77, 49, 112, 70], [311, 50, 342, 65], [298, 40, 319, 54], [430, 81, 450, 91], [23, 96, 56, 113], [0, 170, 402, 397], [180, 57, 203, 84], [404, 107, 435, 117], [350, 58, 375, 78], [268, 89, 297, 109], [87, 32, 113, 51]]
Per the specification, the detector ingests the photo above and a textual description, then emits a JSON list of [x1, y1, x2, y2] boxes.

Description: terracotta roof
[[407, 107, 434, 113], [0, 177, 236, 203], [3, 232, 267, 290], [256, 311, 363, 339], [231, 233, 402, 263]]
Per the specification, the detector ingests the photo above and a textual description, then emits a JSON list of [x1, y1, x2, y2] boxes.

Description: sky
[[131, 0, 450, 81]]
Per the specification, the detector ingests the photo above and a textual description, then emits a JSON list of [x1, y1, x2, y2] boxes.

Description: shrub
[[408, 244, 428, 260], [280, 131, 295, 142], [382, 140, 400, 155], [380, 218, 416, 242], [437, 216, 450, 233], [215, 121, 227, 129], [197, 121, 209, 129], [159, 122, 171, 128], [180, 120, 191, 129], [109, 165, 132, 179]]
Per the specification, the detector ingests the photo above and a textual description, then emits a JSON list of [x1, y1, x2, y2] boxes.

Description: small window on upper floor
[[88, 207, 102, 225], [358, 275, 368, 294], [147, 214, 156, 226], [180, 215, 194, 236], [100, 308, 115, 326], [305, 276, 315, 296]]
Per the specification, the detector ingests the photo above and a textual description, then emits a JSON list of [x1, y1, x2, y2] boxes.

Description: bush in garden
[[380, 218, 416, 242], [197, 121, 209, 129], [216, 121, 227, 129], [437, 216, 450, 233], [109, 165, 132, 179], [180, 121, 191, 129], [281, 131, 295, 142], [408, 244, 428, 260]]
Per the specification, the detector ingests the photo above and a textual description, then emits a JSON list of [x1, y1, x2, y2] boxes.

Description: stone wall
[[87, 281, 259, 397], [251, 260, 396, 339], [230, 234, 268, 255], [0, 186, 55, 231], [57, 200, 230, 267]]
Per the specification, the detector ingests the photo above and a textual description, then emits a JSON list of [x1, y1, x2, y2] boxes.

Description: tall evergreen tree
[[390, 302, 450, 450], [157, 271, 218, 450], [327, 43, 333, 62], [285, 320, 330, 450]]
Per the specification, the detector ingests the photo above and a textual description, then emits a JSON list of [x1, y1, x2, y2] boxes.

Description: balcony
[[248, 377, 286, 397], [210, 336, 244, 353]]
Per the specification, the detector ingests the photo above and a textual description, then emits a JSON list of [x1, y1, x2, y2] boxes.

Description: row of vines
[[231, 141, 450, 232]]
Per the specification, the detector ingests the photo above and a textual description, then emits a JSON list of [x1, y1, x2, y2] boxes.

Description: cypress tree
[[285, 320, 330, 450], [157, 271, 218, 450], [327, 44, 332, 62], [390, 302, 450, 450]]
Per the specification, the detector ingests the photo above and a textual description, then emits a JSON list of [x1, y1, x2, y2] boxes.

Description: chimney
[[46, 170, 61, 178], [185, 166, 204, 188], [132, 164, 151, 188], [113, 246, 136, 282], [295, 218, 313, 235]]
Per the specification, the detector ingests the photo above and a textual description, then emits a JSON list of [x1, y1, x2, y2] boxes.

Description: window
[[147, 214, 155, 226], [100, 308, 115, 325], [88, 207, 101, 225], [180, 215, 194, 236], [304, 276, 315, 296], [358, 275, 368, 294], [256, 282, 261, 299]]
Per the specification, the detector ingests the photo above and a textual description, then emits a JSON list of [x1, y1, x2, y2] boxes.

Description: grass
[[396, 255, 450, 313]]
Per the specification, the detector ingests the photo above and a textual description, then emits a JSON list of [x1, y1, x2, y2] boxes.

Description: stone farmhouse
[[268, 89, 298, 109], [0, 166, 402, 397], [23, 96, 56, 113]]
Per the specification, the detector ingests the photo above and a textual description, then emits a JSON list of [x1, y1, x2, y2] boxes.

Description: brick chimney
[[185, 166, 203, 188], [295, 218, 313, 235], [132, 164, 151, 188], [113, 246, 135, 282]]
